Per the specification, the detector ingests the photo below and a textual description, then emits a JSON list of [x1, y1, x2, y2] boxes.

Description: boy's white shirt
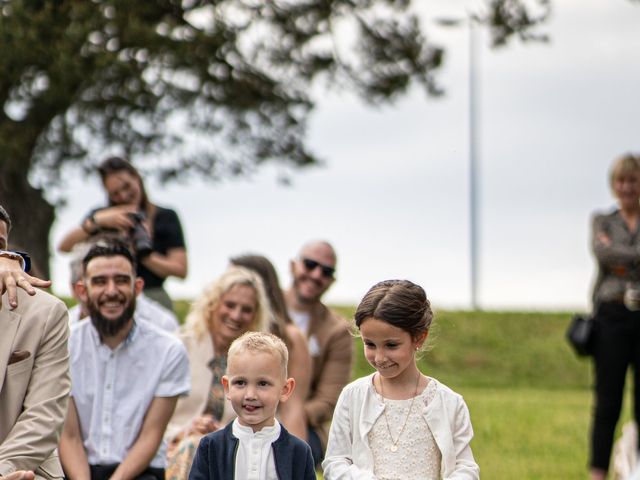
[[233, 418, 281, 480]]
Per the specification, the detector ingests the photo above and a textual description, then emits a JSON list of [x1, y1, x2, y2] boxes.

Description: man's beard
[[88, 296, 136, 339]]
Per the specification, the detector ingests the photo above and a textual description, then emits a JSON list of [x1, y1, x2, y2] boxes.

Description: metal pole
[[468, 16, 480, 310]]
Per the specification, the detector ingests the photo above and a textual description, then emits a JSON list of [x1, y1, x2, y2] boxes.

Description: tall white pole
[[468, 16, 480, 310]]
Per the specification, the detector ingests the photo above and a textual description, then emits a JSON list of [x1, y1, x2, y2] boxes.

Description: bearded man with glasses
[[284, 240, 353, 468]]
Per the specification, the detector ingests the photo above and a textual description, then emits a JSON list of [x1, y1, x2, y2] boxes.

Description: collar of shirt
[[233, 418, 280, 441], [88, 319, 138, 351], [233, 418, 281, 480]]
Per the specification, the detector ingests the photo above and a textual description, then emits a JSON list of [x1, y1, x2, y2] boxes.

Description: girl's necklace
[[379, 372, 421, 453]]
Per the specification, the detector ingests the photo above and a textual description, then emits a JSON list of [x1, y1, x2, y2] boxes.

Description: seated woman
[[57, 156, 187, 311], [229, 253, 312, 441], [165, 266, 272, 480]]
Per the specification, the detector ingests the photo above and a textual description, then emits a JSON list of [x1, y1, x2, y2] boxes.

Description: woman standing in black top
[[590, 153, 640, 480], [58, 157, 187, 311]]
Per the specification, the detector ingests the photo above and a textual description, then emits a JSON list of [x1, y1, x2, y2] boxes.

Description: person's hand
[[597, 232, 612, 246], [0, 257, 51, 310], [2, 471, 35, 480], [93, 205, 138, 231], [189, 414, 220, 435]]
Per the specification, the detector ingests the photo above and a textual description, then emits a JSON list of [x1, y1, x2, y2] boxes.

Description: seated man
[[59, 239, 190, 480], [67, 242, 179, 331], [0, 205, 70, 480], [284, 240, 353, 466]]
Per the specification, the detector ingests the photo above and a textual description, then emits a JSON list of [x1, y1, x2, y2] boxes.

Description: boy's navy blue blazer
[[188, 421, 316, 480]]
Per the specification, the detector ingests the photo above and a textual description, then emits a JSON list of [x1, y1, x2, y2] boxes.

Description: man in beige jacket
[[285, 240, 353, 467], [0, 205, 71, 480]]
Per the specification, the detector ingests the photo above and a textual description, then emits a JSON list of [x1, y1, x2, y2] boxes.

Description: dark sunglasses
[[300, 258, 335, 278]]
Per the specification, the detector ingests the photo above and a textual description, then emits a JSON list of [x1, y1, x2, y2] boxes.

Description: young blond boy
[[188, 332, 316, 480]]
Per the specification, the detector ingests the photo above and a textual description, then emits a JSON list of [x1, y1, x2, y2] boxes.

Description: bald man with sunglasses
[[284, 240, 353, 467]]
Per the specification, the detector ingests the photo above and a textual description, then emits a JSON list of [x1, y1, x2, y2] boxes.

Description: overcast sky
[[48, 0, 640, 311]]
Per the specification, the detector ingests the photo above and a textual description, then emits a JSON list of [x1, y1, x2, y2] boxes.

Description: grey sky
[[50, 0, 640, 310]]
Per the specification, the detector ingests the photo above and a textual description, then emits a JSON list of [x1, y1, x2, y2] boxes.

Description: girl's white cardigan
[[322, 373, 480, 479]]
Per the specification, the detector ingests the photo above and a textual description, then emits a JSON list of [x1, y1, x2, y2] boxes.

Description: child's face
[[360, 317, 427, 383], [222, 350, 294, 432]]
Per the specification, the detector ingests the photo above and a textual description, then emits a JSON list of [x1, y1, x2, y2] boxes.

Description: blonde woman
[[590, 153, 640, 480]]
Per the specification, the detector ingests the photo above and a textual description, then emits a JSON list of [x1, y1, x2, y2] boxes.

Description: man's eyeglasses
[[300, 258, 335, 279]]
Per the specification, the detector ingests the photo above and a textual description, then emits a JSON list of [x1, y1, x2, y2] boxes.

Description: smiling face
[[222, 349, 294, 432], [290, 242, 336, 305], [103, 170, 144, 207], [613, 171, 640, 210], [360, 317, 427, 383], [80, 255, 143, 337], [210, 284, 258, 348]]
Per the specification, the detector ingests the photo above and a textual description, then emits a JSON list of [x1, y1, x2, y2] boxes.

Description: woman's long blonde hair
[[186, 266, 273, 339]]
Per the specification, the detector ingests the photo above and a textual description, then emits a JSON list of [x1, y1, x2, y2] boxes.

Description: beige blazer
[[284, 290, 353, 448], [0, 289, 70, 480]]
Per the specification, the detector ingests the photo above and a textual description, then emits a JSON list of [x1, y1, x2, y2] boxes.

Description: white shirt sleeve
[[156, 340, 190, 398]]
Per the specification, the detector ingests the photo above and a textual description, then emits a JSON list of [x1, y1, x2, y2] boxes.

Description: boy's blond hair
[[227, 331, 289, 378]]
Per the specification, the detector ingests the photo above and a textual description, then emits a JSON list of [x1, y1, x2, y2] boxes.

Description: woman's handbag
[[566, 313, 595, 357]]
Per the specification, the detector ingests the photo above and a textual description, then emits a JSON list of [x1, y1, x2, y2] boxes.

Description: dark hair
[[354, 279, 433, 339], [0, 205, 11, 232], [82, 237, 137, 274], [97, 156, 149, 209], [230, 253, 292, 345]]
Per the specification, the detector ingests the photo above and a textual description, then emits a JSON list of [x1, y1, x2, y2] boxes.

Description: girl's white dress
[[322, 373, 479, 480], [368, 380, 441, 479]]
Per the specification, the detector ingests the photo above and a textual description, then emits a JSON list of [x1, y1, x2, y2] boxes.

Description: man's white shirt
[[69, 319, 190, 468]]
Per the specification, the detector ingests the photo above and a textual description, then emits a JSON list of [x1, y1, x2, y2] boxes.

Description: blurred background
[[44, 0, 640, 310]]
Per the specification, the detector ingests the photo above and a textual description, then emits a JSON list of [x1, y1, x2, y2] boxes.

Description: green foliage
[[0, 0, 552, 275]]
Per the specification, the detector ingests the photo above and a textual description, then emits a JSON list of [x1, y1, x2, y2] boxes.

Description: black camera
[[128, 212, 153, 258]]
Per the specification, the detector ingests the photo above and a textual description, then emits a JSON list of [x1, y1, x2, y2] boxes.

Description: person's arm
[[57, 226, 90, 253], [321, 388, 375, 480], [449, 397, 480, 479], [0, 257, 51, 310], [302, 443, 316, 480], [592, 214, 640, 267], [139, 247, 187, 279], [57, 206, 137, 252], [59, 398, 91, 480], [110, 396, 178, 480], [305, 321, 353, 427], [0, 298, 70, 473], [278, 324, 311, 440]]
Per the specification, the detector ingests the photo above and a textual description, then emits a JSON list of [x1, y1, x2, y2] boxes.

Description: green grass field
[[148, 301, 636, 477], [329, 307, 628, 479]]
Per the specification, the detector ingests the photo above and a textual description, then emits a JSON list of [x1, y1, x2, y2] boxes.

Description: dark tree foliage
[[0, 0, 549, 276]]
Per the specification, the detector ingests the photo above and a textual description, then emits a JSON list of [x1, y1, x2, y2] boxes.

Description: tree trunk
[[0, 172, 54, 279]]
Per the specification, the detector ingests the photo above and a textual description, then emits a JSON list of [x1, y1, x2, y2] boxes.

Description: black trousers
[[89, 464, 165, 480], [590, 302, 640, 471]]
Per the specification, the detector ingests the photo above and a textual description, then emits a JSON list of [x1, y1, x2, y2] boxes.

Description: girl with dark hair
[[58, 156, 187, 311], [323, 279, 479, 479]]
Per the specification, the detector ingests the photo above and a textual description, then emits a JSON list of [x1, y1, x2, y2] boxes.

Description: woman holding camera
[[589, 153, 640, 480], [58, 157, 187, 311]]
